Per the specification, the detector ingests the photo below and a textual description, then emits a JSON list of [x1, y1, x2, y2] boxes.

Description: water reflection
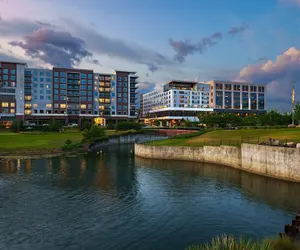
[[135, 156, 300, 213], [0, 145, 299, 250]]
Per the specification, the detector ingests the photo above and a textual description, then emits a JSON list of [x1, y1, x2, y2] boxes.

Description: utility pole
[[292, 81, 295, 126]]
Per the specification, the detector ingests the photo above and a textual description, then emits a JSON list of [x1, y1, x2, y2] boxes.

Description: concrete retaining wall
[[135, 143, 300, 182]]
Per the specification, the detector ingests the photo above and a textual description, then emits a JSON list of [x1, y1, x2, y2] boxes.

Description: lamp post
[[292, 81, 295, 126]]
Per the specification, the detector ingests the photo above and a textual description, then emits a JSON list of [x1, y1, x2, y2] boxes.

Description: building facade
[[0, 61, 138, 126], [140, 80, 266, 125]]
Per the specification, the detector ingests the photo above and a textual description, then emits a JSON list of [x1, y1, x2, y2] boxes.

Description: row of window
[[1, 75, 16, 81], [117, 106, 128, 110], [53, 72, 93, 79], [216, 83, 265, 92], [117, 77, 128, 81], [29, 71, 52, 77], [33, 77, 52, 83], [0, 69, 16, 74], [33, 90, 52, 94], [1, 102, 15, 107], [32, 84, 51, 89], [0, 108, 15, 113]]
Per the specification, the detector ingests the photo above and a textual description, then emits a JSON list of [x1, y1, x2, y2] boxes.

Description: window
[[123, 88, 127, 92], [54, 95, 59, 100], [46, 84, 50, 89], [54, 72, 59, 77], [33, 84, 38, 88], [81, 96, 86, 101], [60, 84, 66, 89], [118, 88, 122, 92], [81, 91, 86, 95], [112, 93, 115, 97], [94, 92, 98, 97], [54, 84, 59, 89], [242, 93, 249, 109], [60, 104, 66, 108], [54, 78, 59, 83], [123, 98, 127, 103], [123, 77, 127, 81], [25, 104, 31, 108], [88, 85, 92, 90], [54, 104, 59, 108], [40, 110, 44, 114], [60, 96, 66, 101], [46, 72, 52, 77], [60, 90, 66, 95], [242, 85, 249, 92], [118, 98, 122, 102], [40, 78, 44, 82], [46, 96, 51, 100], [88, 74, 93, 79], [1, 102, 9, 107], [250, 86, 257, 92], [60, 78, 66, 83], [60, 72, 66, 77], [118, 76, 122, 81], [40, 72, 44, 76], [10, 109, 15, 113], [123, 93, 127, 97], [33, 90, 38, 94], [81, 104, 86, 109], [40, 90, 44, 94], [46, 90, 51, 94], [81, 85, 86, 90], [3, 75, 8, 80], [81, 73, 87, 78], [88, 91, 92, 96], [40, 84, 44, 88], [123, 83, 127, 87], [11, 69, 16, 75], [40, 96, 44, 100], [54, 89, 59, 94], [33, 96, 38, 100], [81, 79, 87, 84], [10, 75, 16, 81], [123, 106, 127, 110], [234, 85, 241, 91], [25, 110, 31, 115], [3, 69, 8, 74], [88, 80, 92, 85], [88, 97, 92, 102]]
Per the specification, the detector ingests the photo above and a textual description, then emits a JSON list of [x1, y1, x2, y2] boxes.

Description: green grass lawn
[[147, 128, 300, 147], [0, 132, 84, 151]]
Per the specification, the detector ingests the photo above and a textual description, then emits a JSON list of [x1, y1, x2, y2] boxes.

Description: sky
[[1, 0, 300, 111]]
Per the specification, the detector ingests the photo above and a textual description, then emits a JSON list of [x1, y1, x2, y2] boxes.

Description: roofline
[[52, 67, 93, 72], [0, 60, 27, 66], [114, 70, 137, 74], [163, 80, 198, 86], [206, 80, 265, 85]]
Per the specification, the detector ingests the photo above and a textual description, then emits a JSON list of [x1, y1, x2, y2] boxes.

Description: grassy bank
[[147, 128, 300, 147]]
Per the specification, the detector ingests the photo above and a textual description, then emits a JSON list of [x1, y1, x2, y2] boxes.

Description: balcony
[[67, 74, 80, 79], [67, 92, 79, 96], [68, 80, 80, 85], [67, 98, 80, 102]]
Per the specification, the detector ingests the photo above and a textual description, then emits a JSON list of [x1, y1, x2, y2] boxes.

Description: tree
[[294, 102, 300, 125], [242, 116, 258, 126], [49, 119, 62, 132], [83, 125, 108, 143]]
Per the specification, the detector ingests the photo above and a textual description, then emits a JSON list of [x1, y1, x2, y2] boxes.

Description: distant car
[[42, 124, 50, 127], [68, 123, 78, 127], [29, 123, 36, 126]]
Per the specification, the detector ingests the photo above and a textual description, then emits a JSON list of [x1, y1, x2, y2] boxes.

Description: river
[[0, 144, 299, 250]]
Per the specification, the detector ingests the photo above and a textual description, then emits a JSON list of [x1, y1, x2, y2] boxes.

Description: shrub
[[83, 125, 108, 143], [49, 120, 62, 132], [81, 120, 92, 131], [172, 130, 209, 139], [116, 122, 142, 131], [61, 142, 83, 151], [10, 120, 24, 132]]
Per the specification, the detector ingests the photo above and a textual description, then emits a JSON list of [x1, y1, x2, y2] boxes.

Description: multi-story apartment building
[[140, 80, 266, 125], [0, 61, 138, 126]]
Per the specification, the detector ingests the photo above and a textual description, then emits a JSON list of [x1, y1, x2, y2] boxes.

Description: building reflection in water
[[24, 159, 32, 174], [135, 156, 300, 213], [79, 157, 87, 181], [46, 159, 53, 173], [0, 160, 17, 174], [94, 153, 113, 191]]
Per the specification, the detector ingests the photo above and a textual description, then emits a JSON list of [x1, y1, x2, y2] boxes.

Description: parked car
[[68, 123, 78, 127]]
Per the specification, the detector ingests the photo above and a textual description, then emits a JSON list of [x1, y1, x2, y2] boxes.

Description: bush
[[61, 142, 83, 151], [83, 125, 108, 143], [172, 130, 209, 139], [116, 122, 142, 131], [10, 120, 24, 132], [81, 120, 92, 131], [49, 120, 62, 132]]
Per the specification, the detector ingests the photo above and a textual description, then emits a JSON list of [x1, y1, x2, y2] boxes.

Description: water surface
[[0, 145, 299, 250]]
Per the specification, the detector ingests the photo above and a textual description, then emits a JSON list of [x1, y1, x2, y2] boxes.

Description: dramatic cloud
[[235, 47, 300, 109], [9, 28, 99, 68], [169, 24, 248, 63], [62, 18, 173, 72]]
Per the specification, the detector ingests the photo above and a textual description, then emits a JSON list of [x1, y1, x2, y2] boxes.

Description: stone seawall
[[134, 143, 300, 182]]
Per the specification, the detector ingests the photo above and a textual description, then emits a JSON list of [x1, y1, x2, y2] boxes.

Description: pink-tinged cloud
[[235, 47, 300, 109]]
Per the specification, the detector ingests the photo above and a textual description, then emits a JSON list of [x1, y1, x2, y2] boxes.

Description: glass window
[[81, 96, 86, 101], [40, 84, 44, 88], [234, 85, 241, 91], [46, 72, 52, 77], [88, 91, 92, 96], [40, 78, 44, 82], [81, 73, 87, 78], [242, 92, 249, 109], [234, 92, 240, 109], [54, 103, 59, 108], [46, 90, 51, 94], [123, 88, 127, 92], [40, 96, 44, 100], [224, 92, 232, 109], [60, 78, 66, 83], [33, 89, 38, 94], [54, 78, 59, 83], [123, 98, 127, 103], [33, 77, 38, 82], [118, 76, 122, 81], [46, 78, 51, 82], [88, 97, 92, 102], [60, 90, 66, 95], [80, 85, 86, 90], [54, 84, 59, 89], [112, 93, 115, 97], [40, 90, 44, 94], [40, 72, 44, 76], [60, 72, 66, 77], [34, 96, 38, 100], [33, 71, 38, 76], [54, 90, 59, 94], [54, 72, 59, 77], [10, 69, 16, 75], [88, 85, 92, 90], [88, 80, 92, 85], [94, 92, 98, 97], [3, 75, 8, 80], [258, 93, 265, 110], [47, 96, 51, 100], [123, 106, 127, 110], [123, 77, 127, 81], [250, 93, 257, 110], [215, 91, 223, 109], [10, 75, 16, 81], [242, 85, 249, 92], [81, 91, 86, 95], [123, 83, 127, 87], [46, 84, 50, 89], [60, 84, 66, 89], [60, 96, 66, 101], [3, 69, 8, 74], [88, 74, 93, 79], [33, 84, 38, 88], [81, 79, 87, 84], [123, 93, 127, 97]]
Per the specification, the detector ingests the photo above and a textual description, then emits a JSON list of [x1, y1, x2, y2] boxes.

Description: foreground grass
[[187, 235, 300, 250], [148, 128, 300, 147]]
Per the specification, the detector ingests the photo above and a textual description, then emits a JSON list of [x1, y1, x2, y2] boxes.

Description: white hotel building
[[140, 80, 266, 124]]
